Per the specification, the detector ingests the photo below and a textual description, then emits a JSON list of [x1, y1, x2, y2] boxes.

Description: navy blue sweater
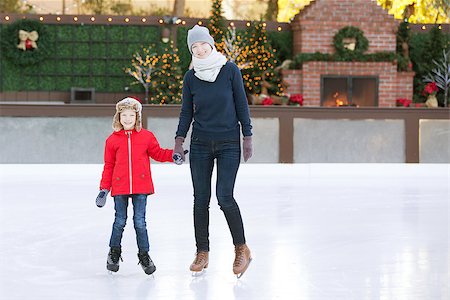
[[176, 61, 252, 141]]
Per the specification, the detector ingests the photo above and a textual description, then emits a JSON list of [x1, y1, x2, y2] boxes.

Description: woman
[[173, 25, 253, 278]]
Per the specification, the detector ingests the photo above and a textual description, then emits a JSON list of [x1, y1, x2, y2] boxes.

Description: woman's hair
[[112, 97, 142, 132]]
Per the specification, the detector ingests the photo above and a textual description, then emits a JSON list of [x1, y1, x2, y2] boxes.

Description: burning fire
[[333, 92, 348, 107]]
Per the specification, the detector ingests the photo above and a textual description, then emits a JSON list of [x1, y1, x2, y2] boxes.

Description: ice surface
[[0, 163, 448, 300]]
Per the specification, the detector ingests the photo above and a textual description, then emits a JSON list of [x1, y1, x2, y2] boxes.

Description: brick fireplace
[[283, 0, 414, 107]]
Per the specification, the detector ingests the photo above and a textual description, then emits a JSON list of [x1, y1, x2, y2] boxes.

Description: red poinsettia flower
[[262, 97, 273, 106], [423, 82, 439, 96], [396, 98, 412, 107], [289, 94, 304, 106]]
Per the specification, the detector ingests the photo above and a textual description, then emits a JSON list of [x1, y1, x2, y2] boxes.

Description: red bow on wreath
[[17, 30, 39, 51]]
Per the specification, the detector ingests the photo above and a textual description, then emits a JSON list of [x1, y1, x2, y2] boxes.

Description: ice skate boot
[[190, 251, 209, 276], [107, 247, 122, 272], [233, 244, 252, 278], [137, 251, 156, 275]]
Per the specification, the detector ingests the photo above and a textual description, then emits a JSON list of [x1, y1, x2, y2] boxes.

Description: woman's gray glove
[[243, 136, 253, 162], [173, 137, 186, 162], [96, 189, 109, 208]]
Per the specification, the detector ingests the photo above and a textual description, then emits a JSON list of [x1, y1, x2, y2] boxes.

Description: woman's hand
[[243, 136, 253, 162]]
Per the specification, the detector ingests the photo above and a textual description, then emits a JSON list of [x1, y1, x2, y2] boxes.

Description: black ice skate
[[137, 251, 156, 275], [107, 247, 122, 272]]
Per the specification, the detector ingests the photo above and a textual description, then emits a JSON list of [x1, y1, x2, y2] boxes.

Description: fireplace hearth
[[321, 76, 378, 107]]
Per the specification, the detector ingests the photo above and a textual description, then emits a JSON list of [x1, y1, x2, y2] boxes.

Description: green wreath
[[1, 19, 52, 66], [333, 26, 369, 56]]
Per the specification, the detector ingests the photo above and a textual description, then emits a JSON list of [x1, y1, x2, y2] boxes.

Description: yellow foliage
[[277, 0, 449, 23]]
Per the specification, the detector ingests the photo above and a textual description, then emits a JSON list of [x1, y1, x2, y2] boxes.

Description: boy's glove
[[96, 189, 109, 208], [173, 136, 186, 162], [173, 150, 189, 165], [243, 136, 253, 162]]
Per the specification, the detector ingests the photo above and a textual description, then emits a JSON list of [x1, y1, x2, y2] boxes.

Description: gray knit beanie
[[187, 25, 215, 53]]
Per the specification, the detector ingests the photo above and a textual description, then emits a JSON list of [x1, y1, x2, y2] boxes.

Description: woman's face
[[192, 42, 212, 59], [120, 109, 137, 130]]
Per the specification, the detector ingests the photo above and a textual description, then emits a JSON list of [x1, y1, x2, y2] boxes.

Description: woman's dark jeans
[[190, 136, 246, 252], [109, 194, 150, 252]]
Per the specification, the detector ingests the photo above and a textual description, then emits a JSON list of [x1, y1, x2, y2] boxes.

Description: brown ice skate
[[190, 251, 209, 275], [233, 244, 252, 278]]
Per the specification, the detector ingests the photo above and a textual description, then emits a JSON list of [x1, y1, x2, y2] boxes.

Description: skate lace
[[194, 252, 207, 265], [233, 247, 245, 267], [110, 249, 122, 263], [138, 253, 150, 267]]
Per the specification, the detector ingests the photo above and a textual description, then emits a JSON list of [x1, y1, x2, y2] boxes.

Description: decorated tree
[[125, 44, 182, 105], [125, 47, 159, 104], [223, 26, 252, 70], [151, 44, 183, 105], [242, 22, 284, 101], [207, 0, 226, 52]]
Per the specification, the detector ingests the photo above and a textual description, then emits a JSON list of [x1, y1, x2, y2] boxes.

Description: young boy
[[96, 97, 174, 275]]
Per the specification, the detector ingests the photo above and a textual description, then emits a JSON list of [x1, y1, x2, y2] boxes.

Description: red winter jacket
[[100, 129, 173, 196]]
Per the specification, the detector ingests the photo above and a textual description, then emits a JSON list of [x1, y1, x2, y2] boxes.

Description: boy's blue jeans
[[189, 136, 246, 252], [109, 194, 150, 252]]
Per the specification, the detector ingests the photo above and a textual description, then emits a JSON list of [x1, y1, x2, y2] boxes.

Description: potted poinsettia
[[422, 82, 439, 108]]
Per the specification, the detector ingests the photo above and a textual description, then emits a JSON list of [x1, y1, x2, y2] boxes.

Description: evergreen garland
[[1, 19, 52, 66]]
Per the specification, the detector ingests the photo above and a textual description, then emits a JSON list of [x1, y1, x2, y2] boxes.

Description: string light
[[107, 17, 112, 22], [90, 17, 95, 22], [5, 16, 10, 21]]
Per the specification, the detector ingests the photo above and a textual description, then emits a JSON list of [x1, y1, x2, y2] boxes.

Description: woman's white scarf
[[192, 48, 227, 82]]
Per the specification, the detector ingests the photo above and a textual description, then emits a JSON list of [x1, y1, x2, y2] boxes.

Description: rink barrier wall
[[0, 104, 449, 163]]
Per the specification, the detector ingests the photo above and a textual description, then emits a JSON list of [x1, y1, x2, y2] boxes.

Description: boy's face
[[192, 42, 212, 59], [120, 109, 137, 130]]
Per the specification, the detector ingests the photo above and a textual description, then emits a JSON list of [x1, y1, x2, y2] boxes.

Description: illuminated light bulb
[[142, 18, 146, 22], [159, 19, 163, 24], [5, 16, 10, 21], [198, 21, 202, 25], [56, 16, 61, 21], [39, 16, 44, 21], [277, 26, 282, 31], [91, 17, 95, 22], [422, 25, 426, 30], [246, 22, 251, 27], [125, 18, 130, 22], [73, 16, 78, 21], [108, 17, 112, 22], [182, 20, 186, 25]]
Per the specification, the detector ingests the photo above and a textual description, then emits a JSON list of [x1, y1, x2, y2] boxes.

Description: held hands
[[96, 189, 109, 208], [243, 136, 253, 162], [173, 150, 189, 165], [173, 137, 186, 165]]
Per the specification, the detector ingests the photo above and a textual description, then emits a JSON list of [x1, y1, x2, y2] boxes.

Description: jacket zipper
[[127, 131, 133, 195]]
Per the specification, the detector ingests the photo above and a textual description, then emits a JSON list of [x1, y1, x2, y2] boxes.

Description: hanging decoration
[[333, 26, 369, 56], [1, 19, 52, 66]]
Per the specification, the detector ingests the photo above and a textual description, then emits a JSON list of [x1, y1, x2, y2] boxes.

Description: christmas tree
[[207, 0, 226, 52], [242, 22, 284, 98], [151, 43, 183, 105], [125, 46, 159, 104], [125, 43, 182, 105], [223, 25, 252, 70]]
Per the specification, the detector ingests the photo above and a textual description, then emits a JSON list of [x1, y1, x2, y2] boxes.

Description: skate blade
[[236, 257, 252, 279], [191, 269, 207, 277]]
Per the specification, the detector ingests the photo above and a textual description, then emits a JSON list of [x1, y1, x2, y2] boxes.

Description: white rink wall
[[0, 116, 449, 163]]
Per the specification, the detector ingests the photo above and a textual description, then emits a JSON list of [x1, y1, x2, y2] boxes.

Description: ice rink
[[0, 163, 448, 300]]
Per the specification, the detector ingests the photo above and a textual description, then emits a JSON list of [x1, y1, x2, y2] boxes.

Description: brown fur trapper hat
[[112, 97, 142, 132]]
